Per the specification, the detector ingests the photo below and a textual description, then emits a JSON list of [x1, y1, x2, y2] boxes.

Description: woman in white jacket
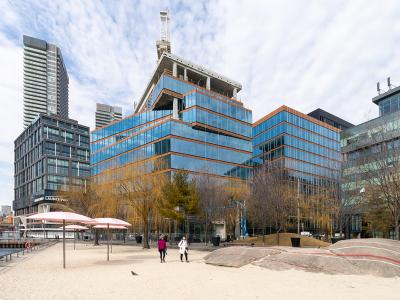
[[178, 236, 189, 262]]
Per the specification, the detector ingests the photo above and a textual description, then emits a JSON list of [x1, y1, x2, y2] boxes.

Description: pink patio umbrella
[[89, 218, 131, 261], [27, 212, 94, 268], [59, 225, 89, 250], [93, 224, 128, 253]]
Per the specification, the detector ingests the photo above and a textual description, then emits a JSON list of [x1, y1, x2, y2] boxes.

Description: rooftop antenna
[[387, 77, 394, 90], [377, 82, 382, 95], [156, 10, 171, 59]]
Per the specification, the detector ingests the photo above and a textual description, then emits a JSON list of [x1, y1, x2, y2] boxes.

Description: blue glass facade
[[252, 106, 341, 186], [91, 73, 252, 182], [378, 93, 400, 116]]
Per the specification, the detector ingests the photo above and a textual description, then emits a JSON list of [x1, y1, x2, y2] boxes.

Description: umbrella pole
[[74, 230, 76, 250], [63, 220, 66, 269], [111, 229, 113, 253], [107, 224, 110, 261]]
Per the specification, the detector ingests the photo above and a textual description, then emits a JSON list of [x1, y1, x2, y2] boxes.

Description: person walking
[[178, 236, 189, 262], [158, 235, 167, 263]]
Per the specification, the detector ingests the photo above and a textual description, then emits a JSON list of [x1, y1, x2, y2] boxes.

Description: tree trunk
[[394, 210, 400, 240], [204, 222, 208, 246], [143, 217, 150, 249], [262, 227, 265, 246], [155, 217, 160, 240], [276, 226, 281, 246], [94, 229, 99, 246], [185, 216, 189, 240]]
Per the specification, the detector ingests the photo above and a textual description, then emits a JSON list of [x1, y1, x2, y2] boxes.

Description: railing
[[161, 70, 244, 107], [0, 239, 56, 263]]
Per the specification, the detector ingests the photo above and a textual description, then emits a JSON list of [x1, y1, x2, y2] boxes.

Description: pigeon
[[131, 271, 138, 276]]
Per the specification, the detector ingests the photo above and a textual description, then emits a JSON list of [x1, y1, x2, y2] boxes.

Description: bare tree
[[58, 179, 111, 245], [340, 151, 366, 238], [248, 162, 295, 245], [223, 180, 250, 240], [305, 185, 340, 240], [359, 122, 400, 240], [118, 163, 167, 249], [366, 143, 400, 239], [363, 185, 393, 238], [195, 175, 224, 244]]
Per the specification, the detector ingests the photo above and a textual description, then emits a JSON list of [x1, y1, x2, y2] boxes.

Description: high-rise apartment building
[[23, 35, 69, 128], [95, 103, 123, 128], [14, 114, 90, 219]]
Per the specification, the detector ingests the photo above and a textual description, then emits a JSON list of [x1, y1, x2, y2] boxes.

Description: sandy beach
[[0, 242, 399, 300]]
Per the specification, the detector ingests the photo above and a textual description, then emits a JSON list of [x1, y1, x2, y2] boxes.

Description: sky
[[1, 0, 400, 206]]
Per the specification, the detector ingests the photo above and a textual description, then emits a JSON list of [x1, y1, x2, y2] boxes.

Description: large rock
[[204, 247, 281, 267], [204, 239, 400, 277], [254, 247, 364, 275]]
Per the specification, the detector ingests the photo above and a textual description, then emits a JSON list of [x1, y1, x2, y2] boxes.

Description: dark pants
[[159, 249, 166, 261], [180, 252, 188, 262]]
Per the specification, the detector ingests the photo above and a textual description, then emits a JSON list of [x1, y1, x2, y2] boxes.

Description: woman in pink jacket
[[158, 235, 167, 263]]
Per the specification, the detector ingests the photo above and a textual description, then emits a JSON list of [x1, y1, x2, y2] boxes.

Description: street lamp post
[[175, 205, 188, 239], [232, 200, 245, 239]]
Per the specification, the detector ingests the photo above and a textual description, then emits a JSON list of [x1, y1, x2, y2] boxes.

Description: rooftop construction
[[135, 12, 242, 114]]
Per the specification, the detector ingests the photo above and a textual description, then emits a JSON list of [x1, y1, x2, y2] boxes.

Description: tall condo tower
[[95, 103, 123, 128], [23, 35, 69, 128], [156, 10, 171, 59]]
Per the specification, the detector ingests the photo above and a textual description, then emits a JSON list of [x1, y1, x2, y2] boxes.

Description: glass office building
[[14, 114, 90, 217], [91, 52, 252, 187], [342, 87, 400, 238], [253, 105, 342, 232]]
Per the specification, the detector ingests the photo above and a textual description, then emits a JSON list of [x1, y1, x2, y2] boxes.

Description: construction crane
[[156, 10, 171, 59]]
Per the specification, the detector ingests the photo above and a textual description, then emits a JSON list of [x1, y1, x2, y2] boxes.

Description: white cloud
[[0, 31, 23, 206], [1, 0, 400, 206]]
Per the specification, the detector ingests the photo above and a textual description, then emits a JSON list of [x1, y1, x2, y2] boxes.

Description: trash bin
[[291, 237, 301, 247], [135, 236, 142, 244], [330, 237, 344, 244], [212, 236, 220, 246]]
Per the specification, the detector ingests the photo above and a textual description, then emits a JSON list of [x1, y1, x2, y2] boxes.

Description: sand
[[0, 242, 399, 300]]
